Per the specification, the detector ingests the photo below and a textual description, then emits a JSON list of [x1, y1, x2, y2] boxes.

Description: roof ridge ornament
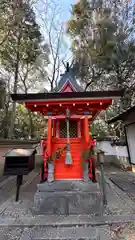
[[62, 60, 74, 73], [66, 62, 70, 72], [55, 61, 83, 93]]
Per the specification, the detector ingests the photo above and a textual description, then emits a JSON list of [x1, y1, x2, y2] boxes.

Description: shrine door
[[53, 119, 83, 180]]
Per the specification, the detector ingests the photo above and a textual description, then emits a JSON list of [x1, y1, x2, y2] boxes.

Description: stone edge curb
[[0, 214, 135, 227]]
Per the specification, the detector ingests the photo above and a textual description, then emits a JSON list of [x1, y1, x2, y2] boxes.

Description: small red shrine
[[11, 64, 123, 182]]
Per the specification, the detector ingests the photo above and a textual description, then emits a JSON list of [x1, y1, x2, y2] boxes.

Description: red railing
[[40, 138, 97, 182]]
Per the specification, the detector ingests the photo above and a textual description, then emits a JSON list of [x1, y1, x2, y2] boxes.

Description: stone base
[[33, 181, 103, 215], [20, 225, 108, 240]]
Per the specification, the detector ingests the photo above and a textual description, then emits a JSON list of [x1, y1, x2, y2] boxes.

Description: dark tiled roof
[[108, 105, 135, 124], [53, 70, 83, 92], [11, 90, 124, 102]]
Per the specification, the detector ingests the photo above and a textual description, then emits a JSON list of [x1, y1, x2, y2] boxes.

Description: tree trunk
[[8, 35, 21, 139], [8, 102, 16, 138], [51, 82, 53, 92], [28, 110, 35, 139], [0, 95, 11, 138]]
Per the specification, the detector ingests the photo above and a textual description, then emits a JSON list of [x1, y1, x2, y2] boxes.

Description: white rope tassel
[[65, 108, 72, 165]]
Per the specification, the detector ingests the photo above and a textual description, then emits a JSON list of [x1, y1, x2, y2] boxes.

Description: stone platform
[[33, 181, 103, 215]]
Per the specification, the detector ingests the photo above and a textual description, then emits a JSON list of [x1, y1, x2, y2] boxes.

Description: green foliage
[[91, 120, 109, 138], [81, 144, 95, 170], [67, 0, 135, 141], [0, 0, 50, 138], [0, 96, 48, 140], [14, 104, 47, 140], [47, 146, 67, 163], [67, 0, 135, 112], [0, 0, 42, 71]]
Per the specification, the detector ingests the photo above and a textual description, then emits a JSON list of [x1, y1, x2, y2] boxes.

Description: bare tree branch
[[34, 0, 71, 90]]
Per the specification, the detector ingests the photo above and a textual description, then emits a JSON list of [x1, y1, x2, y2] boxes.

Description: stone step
[[33, 192, 102, 215], [37, 181, 100, 192], [1, 214, 135, 227], [2, 214, 135, 240], [20, 225, 109, 240], [34, 181, 102, 215]]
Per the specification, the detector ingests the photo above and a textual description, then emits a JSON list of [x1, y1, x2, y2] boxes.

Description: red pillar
[[40, 117, 52, 182], [44, 117, 52, 181], [47, 117, 52, 156], [84, 116, 90, 146]]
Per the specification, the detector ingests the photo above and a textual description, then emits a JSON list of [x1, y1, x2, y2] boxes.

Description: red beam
[[25, 99, 112, 107], [26, 104, 111, 113]]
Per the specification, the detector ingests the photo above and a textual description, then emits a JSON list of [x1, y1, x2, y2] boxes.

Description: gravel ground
[[0, 171, 39, 205], [0, 167, 135, 239], [110, 222, 135, 240]]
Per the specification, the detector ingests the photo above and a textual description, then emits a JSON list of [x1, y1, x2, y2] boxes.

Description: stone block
[[33, 181, 102, 215], [47, 174, 54, 183], [37, 180, 100, 193]]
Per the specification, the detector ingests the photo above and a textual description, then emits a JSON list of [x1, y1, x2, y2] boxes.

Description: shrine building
[[11, 64, 123, 182]]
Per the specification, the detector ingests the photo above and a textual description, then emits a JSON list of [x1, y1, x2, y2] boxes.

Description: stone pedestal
[[48, 163, 54, 182], [83, 162, 89, 182], [33, 181, 103, 215]]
